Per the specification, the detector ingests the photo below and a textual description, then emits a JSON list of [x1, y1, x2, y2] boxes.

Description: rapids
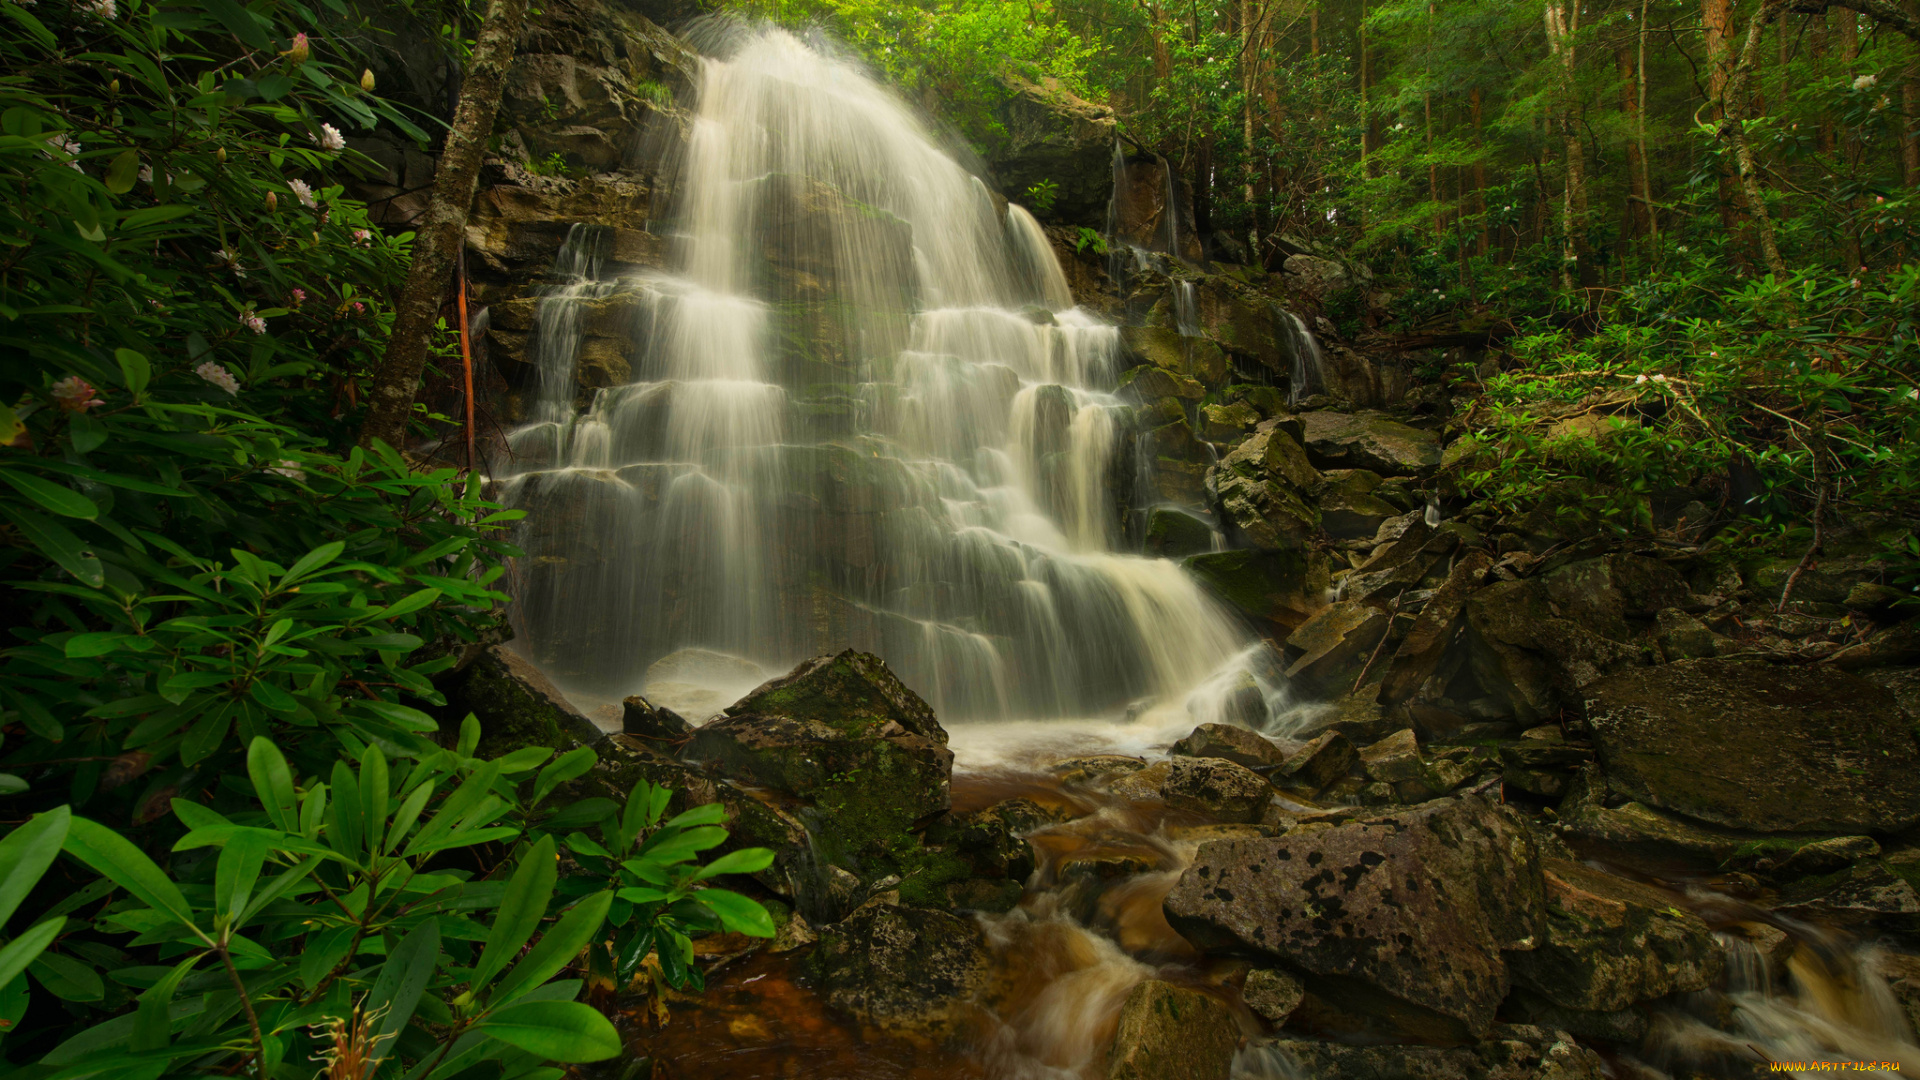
[[487, 20, 1917, 1080]]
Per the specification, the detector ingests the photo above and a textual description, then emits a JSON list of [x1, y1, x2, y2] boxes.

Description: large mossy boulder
[[439, 645, 604, 758], [1583, 659, 1920, 834], [1163, 795, 1546, 1041], [681, 651, 954, 883], [987, 75, 1119, 229], [800, 904, 994, 1042]]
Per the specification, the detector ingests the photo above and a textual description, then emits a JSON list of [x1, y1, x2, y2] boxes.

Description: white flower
[[1677, 245, 1689, 253], [195, 361, 240, 396], [1851, 279, 1862, 288], [239, 311, 266, 335], [311, 124, 345, 152], [45, 136, 81, 170], [212, 248, 246, 277], [1635, 374, 1648, 384], [269, 459, 306, 481], [1854, 74, 1878, 91], [288, 179, 317, 208], [351, 228, 372, 245], [75, 0, 115, 18], [138, 164, 152, 183], [1651, 374, 1667, 383]]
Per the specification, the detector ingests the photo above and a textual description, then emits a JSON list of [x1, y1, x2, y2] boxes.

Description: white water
[[496, 24, 1253, 722]]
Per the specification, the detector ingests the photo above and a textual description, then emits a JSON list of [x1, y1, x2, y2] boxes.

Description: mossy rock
[[1186, 548, 1330, 631], [1145, 507, 1214, 558], [440, 645, 603, 759], [726, 649, 945, 742]]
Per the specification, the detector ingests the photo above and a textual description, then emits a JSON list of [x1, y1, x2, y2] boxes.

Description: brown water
[[624, 716, 1920, 1080]]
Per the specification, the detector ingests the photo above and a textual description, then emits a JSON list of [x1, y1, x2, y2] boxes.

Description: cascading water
[[1278, 309, 1326, 406], [496, 25, 1252, 724]]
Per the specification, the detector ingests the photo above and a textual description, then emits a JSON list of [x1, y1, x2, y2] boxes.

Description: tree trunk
[[1545, 0, 1593, 291], [1638, 0, 1659, 245], [1723, 0, 1791, 281], [1704, 0, 1748, 252], [1840, 6, 1864, 267], [1619, 46, 1648, 243], [1360, 0, 1373, 181], [1471, 86, 1489, 256], [1905, 1, 1920, 186], [361, 0, 529, 452]]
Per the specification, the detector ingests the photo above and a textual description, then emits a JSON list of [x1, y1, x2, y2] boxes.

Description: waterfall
[[496, 24, 1255, 722], [1173, 281, 1199, 338], [1279, 309, 1326, 406]]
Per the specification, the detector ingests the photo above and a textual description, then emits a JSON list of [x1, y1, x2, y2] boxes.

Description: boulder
[[1243, 967, 1306, 1024], [1105, 980, 1240, 1080], [1145, 507, 1214, 558], [1163, 795, 1546, 1040], [1185, 549, 1331, 632], [1273, 731, 1359, 792], [1122, 365, 1206, 403], [619, 694, 690, 743], [1173, 724, 1287, 770], [1160, 757, 1272, 822], [1297, 412, 1443, 477], [1284, 602, 1391, 696], [1506, 858, 1723, 1013], [1775, 860, 1920, 931], [683, 652, 954, 880], [1201, 401, 1262, 443], [1553, 765, 1753, 869], [1358, 729, 1441, 803], [1316, 470, 1403, 540], [801, 904, 993, 1041], [440, 645, 604, 757], [1378, 551, 1497, 707], [1583, 659, 1920, 834], [924, 801, 1040, 882], [1463, 580, 1641, 724], [1268, 1026, 1606, 1080]]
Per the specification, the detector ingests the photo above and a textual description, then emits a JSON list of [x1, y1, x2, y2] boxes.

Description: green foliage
[[0, 732, 763, 1076], [633, 79, 673, 108], [555, 778, 776, 996], [1071, 225, 1107, 256], [523, 151, 574, 177], [1023, 178, 1059, 213]]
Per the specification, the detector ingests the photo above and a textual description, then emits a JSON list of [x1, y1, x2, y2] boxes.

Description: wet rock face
[[1160, 757, 1272, 822], [1104, 980, 1240, 1080], [1163, 795, 1546, 1040], [801, 904, 993, 1041], [1185, 549, 1331, 633], [1506, 859, 1723, 1012], [1583, 659, 1920, 834], [987, 75, 1119, 230], [1173, 724, 1287, 770]]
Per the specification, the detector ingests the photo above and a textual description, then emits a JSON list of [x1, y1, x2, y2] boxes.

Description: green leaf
[[277, 540, 344, 588], [476, 1000, 621, 1062], [366, 918, 440, 1067], [1, 471, 98, 520], [132, 955, 198, 1052], [0, 807, 70, 926], [63, 817, 202, 940], [0, 920, 65, 996], [471, 835, 556, 990], [214, 829, 268, 925], [532, 747, 596, 809], [63, 632, 131, 658], [298, 925, 355, 991], [198, 0, 272, 48], [660, 803, 727, 830], [494, 746, 554, 775], [28, 948, 101, 1002], [489, 891, 611, 1007], [0, 506, 102, 587], [368, 587, 441, 621], [246, 738, 299, 833], [691, 847, 776, 882], [634, 825, 726, 866], [360, 742, 389, 858], [105, 150, 139, 195], [326, 759, 364, 863], [694, 888, 775, 937]]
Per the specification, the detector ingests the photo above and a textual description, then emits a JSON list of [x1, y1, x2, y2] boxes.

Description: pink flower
[[50, 376, 103, 412], [351, 301, 366, 315], [290, 288, 307, 306], [284, 32, 310, 64], [196, 361, 240, 396], [311, 124, 345, 152], [351, 228, 372, 245], [239, 311, 267, 335]]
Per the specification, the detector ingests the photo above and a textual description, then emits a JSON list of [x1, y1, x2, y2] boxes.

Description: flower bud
[[265, 191, 277, 210], [109, 79, 120, 94], [285, 32, 310, 64], [360, 68, 376, 92], [216, 146, 227, 162]]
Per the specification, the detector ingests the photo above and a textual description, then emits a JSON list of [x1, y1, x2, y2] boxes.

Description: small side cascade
[[1172, 280, 1199, 337], [1278, 308, 1326, 405]]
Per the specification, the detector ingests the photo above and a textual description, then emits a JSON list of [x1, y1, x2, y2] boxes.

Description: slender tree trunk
[[1638, 0, 1659, 245], [1703, 0, 1749, 255], [1241, 0, 1258, 248], [1471, 86, 1489, 256], [1841, 7, 1864, 267], [1724, 0, 1791, 280], [1619, 46, 1648, 243], [361, 0, 529, 451], [1545, 0, 1592, 291], [1905, 0, 1920, 186], [1360, 0, 1373, 180]]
